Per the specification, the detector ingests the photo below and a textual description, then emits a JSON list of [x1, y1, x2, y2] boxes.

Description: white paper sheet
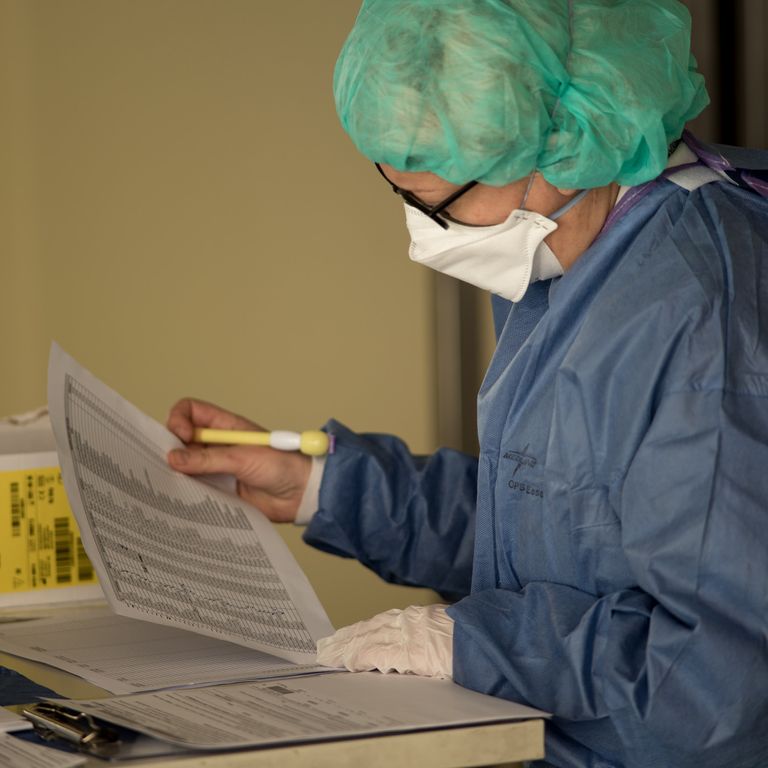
[[49, 673, 547, 750], [0, 587, 103, 611], [47, 344, 333, 665], [0, 733, 84, 768], [0, 603, 326, 694], [0, 709, 31, 733]]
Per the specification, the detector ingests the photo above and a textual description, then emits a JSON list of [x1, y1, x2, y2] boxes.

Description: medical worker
[[167, 1, 768, 766]]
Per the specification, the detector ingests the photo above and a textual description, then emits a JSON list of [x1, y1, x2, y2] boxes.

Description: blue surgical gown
[[304, 168, 768, 767]]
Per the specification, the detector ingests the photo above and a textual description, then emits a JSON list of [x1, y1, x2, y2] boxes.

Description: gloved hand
[[316, 604, 453, 679]]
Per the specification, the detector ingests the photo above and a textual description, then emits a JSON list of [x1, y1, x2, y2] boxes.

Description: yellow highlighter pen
[[192, 428, 333, 456]]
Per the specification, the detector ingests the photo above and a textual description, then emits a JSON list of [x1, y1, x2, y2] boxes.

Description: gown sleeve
[[303, 419, 477, 599]]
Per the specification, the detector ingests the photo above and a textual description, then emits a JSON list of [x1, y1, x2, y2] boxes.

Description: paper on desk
[[0, 602, 326, 694], [49, 673, 547, 750], [0, 708, 31, 733], [0, 733, 84, 768], [47, 344, 333, 665]]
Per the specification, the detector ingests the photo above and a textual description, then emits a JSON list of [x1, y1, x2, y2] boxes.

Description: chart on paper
[[47, 345, 333, 664]]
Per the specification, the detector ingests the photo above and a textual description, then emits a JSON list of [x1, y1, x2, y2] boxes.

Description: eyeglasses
[[375, 163, 478, 229]]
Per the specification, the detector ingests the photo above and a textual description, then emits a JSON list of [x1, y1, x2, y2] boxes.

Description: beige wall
[[1, 0, 448, 627]]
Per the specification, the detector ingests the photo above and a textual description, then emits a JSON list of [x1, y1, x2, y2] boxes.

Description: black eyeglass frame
[[375, 163, 478, 229]]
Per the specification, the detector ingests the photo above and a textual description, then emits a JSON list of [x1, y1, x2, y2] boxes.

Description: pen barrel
[[193, 428, 270, 446], [192, 428, 329, 455]]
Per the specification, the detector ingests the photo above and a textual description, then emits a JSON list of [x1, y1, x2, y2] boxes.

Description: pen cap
[[298, 430, 330, 456], [269, 430, 328, 455]]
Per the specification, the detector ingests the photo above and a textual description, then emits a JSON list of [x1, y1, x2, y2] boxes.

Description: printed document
[[48, 673, 546, 750], [0, 733, 84, 768], [46, 344, 333, 665], [0, 708, 30, 734]]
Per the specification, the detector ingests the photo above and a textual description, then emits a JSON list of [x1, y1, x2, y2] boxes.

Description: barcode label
[[77, 537, 94, 581], [2, 465, 99, 593], [10, 481, 22, 537], [54, 516, 73, 583]]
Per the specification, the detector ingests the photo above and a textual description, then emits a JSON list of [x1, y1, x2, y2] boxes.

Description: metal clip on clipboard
[[22, 702, 122, 758]]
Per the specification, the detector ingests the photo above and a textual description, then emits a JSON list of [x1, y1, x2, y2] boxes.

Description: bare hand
[[166, 398, 311, 523]]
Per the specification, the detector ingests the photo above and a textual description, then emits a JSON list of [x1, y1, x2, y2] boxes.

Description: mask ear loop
[[516, 0, 578, 221], [519, 171, 589, 220], [549, 188, 590, 221], [519, 173, 538, 210]]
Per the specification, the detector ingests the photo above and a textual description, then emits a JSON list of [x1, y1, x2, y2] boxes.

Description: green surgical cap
[[334, 0, 709, 188]]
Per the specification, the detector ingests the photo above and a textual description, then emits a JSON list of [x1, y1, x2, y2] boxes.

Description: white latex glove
[[316, 604, 453, 679]]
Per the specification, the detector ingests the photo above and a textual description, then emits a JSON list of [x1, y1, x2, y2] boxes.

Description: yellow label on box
[[0, 466, 97, 593]]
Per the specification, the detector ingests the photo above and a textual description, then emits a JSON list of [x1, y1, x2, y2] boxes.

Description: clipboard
[[21, 702, 189, 761], [18, 673, 548, 766]]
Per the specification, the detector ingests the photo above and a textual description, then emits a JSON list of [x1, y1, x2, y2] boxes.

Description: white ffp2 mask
[[404, 188, 588, 303]]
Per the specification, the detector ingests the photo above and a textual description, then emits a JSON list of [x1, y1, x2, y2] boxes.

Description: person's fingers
[[316, 611, 399, 670], [168, 433, 311, 523], [315, 606, 453, 678], [315, 635, 346, 669], [166, 398, 262, 442], [167, 444, 259, 476]]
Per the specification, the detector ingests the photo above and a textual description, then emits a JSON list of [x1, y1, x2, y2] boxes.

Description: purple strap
[[683, 129, 768, 198], [741, 172, 768, 197], [601, 179, 659, 234], [682, 130, 733, 173], [602, 131, 768, 235], [601, 159, 692, 233]]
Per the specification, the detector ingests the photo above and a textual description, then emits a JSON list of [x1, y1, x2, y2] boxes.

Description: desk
[[0, 652, 544, 768]]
